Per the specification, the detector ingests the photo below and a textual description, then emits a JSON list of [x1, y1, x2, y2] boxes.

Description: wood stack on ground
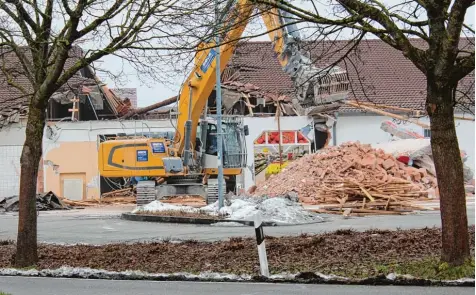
[[59, 187, 136, 206], [253, 142, 438, 215], [100, 187, 136, 204]]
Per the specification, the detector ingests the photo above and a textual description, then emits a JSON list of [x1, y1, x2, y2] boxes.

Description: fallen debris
[[374, 138, 474, 184], [254, 142, 438, 214], [101, 188, 135, 199], [59, 195, 136, 207], [0, 191, 70, 212]]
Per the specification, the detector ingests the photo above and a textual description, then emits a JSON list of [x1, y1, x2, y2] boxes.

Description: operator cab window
[[206, 124, 218, 155]]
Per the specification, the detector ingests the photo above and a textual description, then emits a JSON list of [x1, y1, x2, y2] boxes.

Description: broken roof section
[[220, 80, 297, 116], [227, 38, 475, 114], [0, 46, 129, 126], [111, 88, 138, 108]]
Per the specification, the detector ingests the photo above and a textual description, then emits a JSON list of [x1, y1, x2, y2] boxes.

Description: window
[[423, 128, 431, 138]]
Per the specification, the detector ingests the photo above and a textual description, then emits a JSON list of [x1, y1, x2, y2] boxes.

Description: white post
[[254, 212, 269, 277]]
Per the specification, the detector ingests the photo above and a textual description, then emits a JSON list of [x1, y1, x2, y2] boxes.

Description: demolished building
[[0, 38, 473, 199]]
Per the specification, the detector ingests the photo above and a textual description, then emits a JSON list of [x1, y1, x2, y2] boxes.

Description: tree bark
[[15, 96, 47, 267], [427, 83, 470, 266]]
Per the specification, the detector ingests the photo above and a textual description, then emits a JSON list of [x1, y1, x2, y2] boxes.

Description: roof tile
[[227, 38, 474, 113]]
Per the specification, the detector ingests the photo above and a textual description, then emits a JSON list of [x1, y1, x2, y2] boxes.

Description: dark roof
[[0, 47, 97, 124], [227, 38, 474, 114]]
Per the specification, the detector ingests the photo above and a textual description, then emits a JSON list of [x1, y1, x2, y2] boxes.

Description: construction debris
[[373, 138, 474, 183], [56, 188, 136, 207], [253, 142, 438, 214], [59, 196, 136, 207], [0, 191, 70, 212], [101, 188, 135, 199]]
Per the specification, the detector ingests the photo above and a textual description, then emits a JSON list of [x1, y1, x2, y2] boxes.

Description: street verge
[[0, 227, 474, 285]]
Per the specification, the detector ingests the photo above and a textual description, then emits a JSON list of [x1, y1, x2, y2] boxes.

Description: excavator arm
[[173, 0, 254, 155], [172, 0, 349, 157]]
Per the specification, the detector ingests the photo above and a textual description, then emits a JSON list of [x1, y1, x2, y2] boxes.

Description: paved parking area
[[0, 202, 473, 244]]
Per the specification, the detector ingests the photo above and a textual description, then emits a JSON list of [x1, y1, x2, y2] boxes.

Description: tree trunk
[[15, 97, 47, 267], [427, 83, 470, 266]]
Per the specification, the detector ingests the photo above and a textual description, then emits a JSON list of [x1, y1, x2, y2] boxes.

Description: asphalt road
[[0, 204, 474, 244], [0, 277, 473, 295]]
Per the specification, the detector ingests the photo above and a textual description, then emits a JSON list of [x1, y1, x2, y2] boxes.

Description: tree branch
[[453, 53, 475, 82]]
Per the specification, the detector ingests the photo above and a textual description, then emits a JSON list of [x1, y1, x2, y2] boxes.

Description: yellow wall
[[44, 142, 100, 200]]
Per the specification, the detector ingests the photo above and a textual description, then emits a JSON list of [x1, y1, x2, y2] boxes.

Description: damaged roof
[[227, 38, 475, 114], [222, 80, 291, 103], [0, 46, 123, 124]]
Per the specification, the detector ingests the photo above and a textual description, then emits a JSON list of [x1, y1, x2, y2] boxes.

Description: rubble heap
[[0, 191, 71, 212], [253, 142, 438, 213]]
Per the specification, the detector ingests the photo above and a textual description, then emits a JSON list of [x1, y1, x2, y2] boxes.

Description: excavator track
[[136, 181, 157, 206]]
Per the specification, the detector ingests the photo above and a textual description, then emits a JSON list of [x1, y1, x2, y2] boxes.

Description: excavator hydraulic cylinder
[[183, 120, 192, 167]]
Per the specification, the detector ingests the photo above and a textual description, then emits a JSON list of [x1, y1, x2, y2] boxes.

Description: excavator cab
[[196, 115, 248, 173], [153, 116, 248, 204]]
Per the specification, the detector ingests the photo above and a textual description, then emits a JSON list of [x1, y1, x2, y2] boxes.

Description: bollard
[[253, 212, 269, 277]]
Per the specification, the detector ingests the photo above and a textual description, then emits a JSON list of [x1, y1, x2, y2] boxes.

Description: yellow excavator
[[98, 0, 349, 204]]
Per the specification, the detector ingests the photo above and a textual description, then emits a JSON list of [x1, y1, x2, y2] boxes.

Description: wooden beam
[[121, 96, 177, 119], [243, 93, 254, 116]]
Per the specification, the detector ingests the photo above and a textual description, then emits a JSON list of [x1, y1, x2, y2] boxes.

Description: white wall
[[0, 122, 26, 197], [335, 114, 475, 171], [0, 115, 473, 196], [44, 120, 174, 146]]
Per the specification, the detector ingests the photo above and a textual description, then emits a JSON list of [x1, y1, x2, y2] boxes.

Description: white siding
[[0, 123, 26, 197], [43, 120, 174, 146]]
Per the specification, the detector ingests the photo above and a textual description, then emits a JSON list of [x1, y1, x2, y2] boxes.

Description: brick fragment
[[382, 158, 395, 170], [417, 168, 428, 177], [361, 154, 377, 168]]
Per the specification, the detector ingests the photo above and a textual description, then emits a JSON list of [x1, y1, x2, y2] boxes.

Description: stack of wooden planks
[[59, 188, 136, 206], [253, 142, 438, 215]]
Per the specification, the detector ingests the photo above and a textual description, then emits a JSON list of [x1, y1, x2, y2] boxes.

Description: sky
[[99, 0, 475, 108]]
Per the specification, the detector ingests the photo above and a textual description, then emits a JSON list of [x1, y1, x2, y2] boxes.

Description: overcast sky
[[99, 1, 475, 107]]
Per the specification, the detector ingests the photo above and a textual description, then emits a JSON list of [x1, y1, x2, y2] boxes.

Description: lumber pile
[[59, 188, 136, 206], [253, 142, 438, 214], [102, 188, 135, 199]]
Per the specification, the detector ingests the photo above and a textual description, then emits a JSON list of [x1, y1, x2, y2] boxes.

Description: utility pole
[[215, 0, 224, 209]]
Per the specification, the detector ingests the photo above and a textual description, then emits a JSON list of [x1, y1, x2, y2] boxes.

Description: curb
[[121, 213, 278, 226], [0, 267, 473, 287]]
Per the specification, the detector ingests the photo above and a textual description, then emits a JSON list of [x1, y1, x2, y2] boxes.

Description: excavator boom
[[173, 0, 349, 154]]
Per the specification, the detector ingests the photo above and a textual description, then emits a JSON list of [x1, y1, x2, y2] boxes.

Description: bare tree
[[252, 0, 475, 265], [0, 0, 228, 267]]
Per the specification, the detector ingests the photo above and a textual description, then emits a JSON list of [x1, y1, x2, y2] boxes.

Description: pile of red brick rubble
[[253, 142, 438, 214]]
